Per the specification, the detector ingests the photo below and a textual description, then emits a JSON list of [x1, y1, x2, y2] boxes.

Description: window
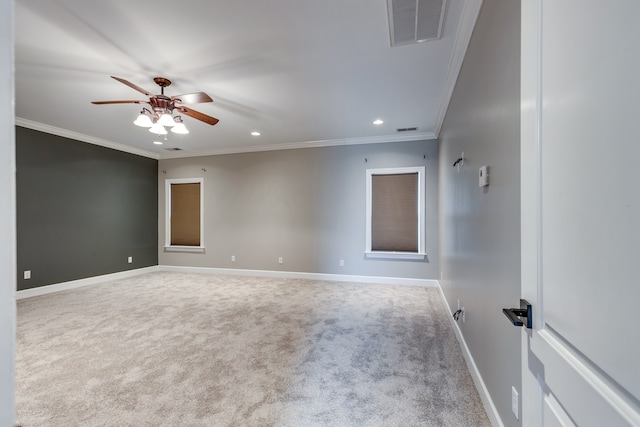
[[365, 167, 426, 260], [165, 178, 204, 252]]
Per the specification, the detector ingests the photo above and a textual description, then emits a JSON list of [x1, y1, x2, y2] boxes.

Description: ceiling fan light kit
[[171, 117, 189, 135], [149, 122, 168, 135], [92, 76, 218, 140], [133, 112, 154, 128], [158, 113, 176, 127]]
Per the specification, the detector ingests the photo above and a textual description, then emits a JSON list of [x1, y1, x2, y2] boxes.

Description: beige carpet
[[16, 272, 490, 426]]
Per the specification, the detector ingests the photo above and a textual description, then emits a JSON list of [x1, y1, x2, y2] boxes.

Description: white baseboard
[[159, 265, 439, 287], [436, 283, 504, 427], [15, 266, 160, 300], [15, 265, 437, 300]]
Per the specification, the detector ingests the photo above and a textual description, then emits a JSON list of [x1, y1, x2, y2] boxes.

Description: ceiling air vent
[[397, 127, 419, 132], [388, 0, 447, 46], [165, 147, 182, 151]]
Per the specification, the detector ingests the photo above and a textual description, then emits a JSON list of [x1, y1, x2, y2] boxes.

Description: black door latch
[[502, 299, 532, 329]]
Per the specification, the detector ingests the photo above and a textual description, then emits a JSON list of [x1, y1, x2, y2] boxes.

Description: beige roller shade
[[170, 183, 201, 246], [371, 173, 418, 252]]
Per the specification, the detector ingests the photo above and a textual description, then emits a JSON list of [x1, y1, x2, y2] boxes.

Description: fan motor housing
[[150, 95, 173, 112]]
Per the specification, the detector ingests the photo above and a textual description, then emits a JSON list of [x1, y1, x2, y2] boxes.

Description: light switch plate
[[479, 165, 489, 187]]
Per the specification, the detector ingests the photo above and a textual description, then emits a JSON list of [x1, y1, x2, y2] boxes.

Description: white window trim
[[365, 166, 426, 260], [164, 177, 205, 253]]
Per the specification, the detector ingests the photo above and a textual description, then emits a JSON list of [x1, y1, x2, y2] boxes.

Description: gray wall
[[159, 140, 439, 280], [438, 0, 522, 426], [16, 127, 159, 290]]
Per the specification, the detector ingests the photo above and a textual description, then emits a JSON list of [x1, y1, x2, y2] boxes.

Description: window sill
[[164, 245, 205, 253], [365, 251, 426, 260]]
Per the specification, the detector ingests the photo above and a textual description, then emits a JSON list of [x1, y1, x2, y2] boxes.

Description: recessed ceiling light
[[251, 131, 261, 136], [153, 141, 163, 145], [373, 119, 384, 125]]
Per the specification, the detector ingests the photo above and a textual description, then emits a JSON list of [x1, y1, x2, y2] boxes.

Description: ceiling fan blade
[[176, 106, 219, 125], [111, 76, 153, 96], [91, 100, 147, 105], [172, 92, 213, 104]]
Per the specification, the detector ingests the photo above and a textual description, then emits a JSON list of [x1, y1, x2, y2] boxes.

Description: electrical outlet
[[512, 386, 519, 420], [127, 256, 132, 263], [24, 270, 31, 280], [278, 257, 283, 264], [231, 255, 236, 262], [339, 259, 344, 267]]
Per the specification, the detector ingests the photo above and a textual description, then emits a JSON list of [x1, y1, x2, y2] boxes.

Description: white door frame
[[0, 0, 16, 425]]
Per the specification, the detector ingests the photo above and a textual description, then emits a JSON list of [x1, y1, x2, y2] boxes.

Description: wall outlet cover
[[512, 386, 519, 420]]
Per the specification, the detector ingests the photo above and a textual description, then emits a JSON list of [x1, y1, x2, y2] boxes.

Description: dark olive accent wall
[[16, 126, 158, 290]]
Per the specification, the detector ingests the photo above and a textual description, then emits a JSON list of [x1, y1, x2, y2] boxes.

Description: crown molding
[[15, 118, 435, 160], [433, 0, 483, 137], [15, 118, 160, 160], [158, 131, 437, 159]]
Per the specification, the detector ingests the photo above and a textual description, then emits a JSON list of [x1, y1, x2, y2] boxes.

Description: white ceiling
[[15, 0, 479, 159]]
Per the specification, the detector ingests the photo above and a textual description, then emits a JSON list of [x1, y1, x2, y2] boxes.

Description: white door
[[520, 0, 640, 425]]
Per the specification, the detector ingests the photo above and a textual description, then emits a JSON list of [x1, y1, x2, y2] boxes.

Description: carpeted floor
[[16, 272, 490, 426]]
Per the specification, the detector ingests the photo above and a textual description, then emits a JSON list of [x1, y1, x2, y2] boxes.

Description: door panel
[[540, 0, 640, 398], [543, 392, 575, 427], [531, 330, 636, 426], [521, 0, 640, 425]]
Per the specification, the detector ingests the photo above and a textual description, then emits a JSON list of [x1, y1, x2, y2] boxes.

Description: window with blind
[[365, 167, 426, 260], [165, 178, 204, 252]]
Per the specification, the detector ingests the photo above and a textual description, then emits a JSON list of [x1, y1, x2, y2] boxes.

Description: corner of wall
[[436, 281, 505, 427]]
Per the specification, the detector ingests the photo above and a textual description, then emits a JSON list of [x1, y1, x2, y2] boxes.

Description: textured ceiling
[[15, 0, 480, 159]]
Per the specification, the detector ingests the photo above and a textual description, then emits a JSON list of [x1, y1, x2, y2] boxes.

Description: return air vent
[[397, 127, 419, 132], [388, 0, 447, 46], [165, 147, 183, 151]]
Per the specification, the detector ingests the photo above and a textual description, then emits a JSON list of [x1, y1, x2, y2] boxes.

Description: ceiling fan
[[92, 76, 219, 135]]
